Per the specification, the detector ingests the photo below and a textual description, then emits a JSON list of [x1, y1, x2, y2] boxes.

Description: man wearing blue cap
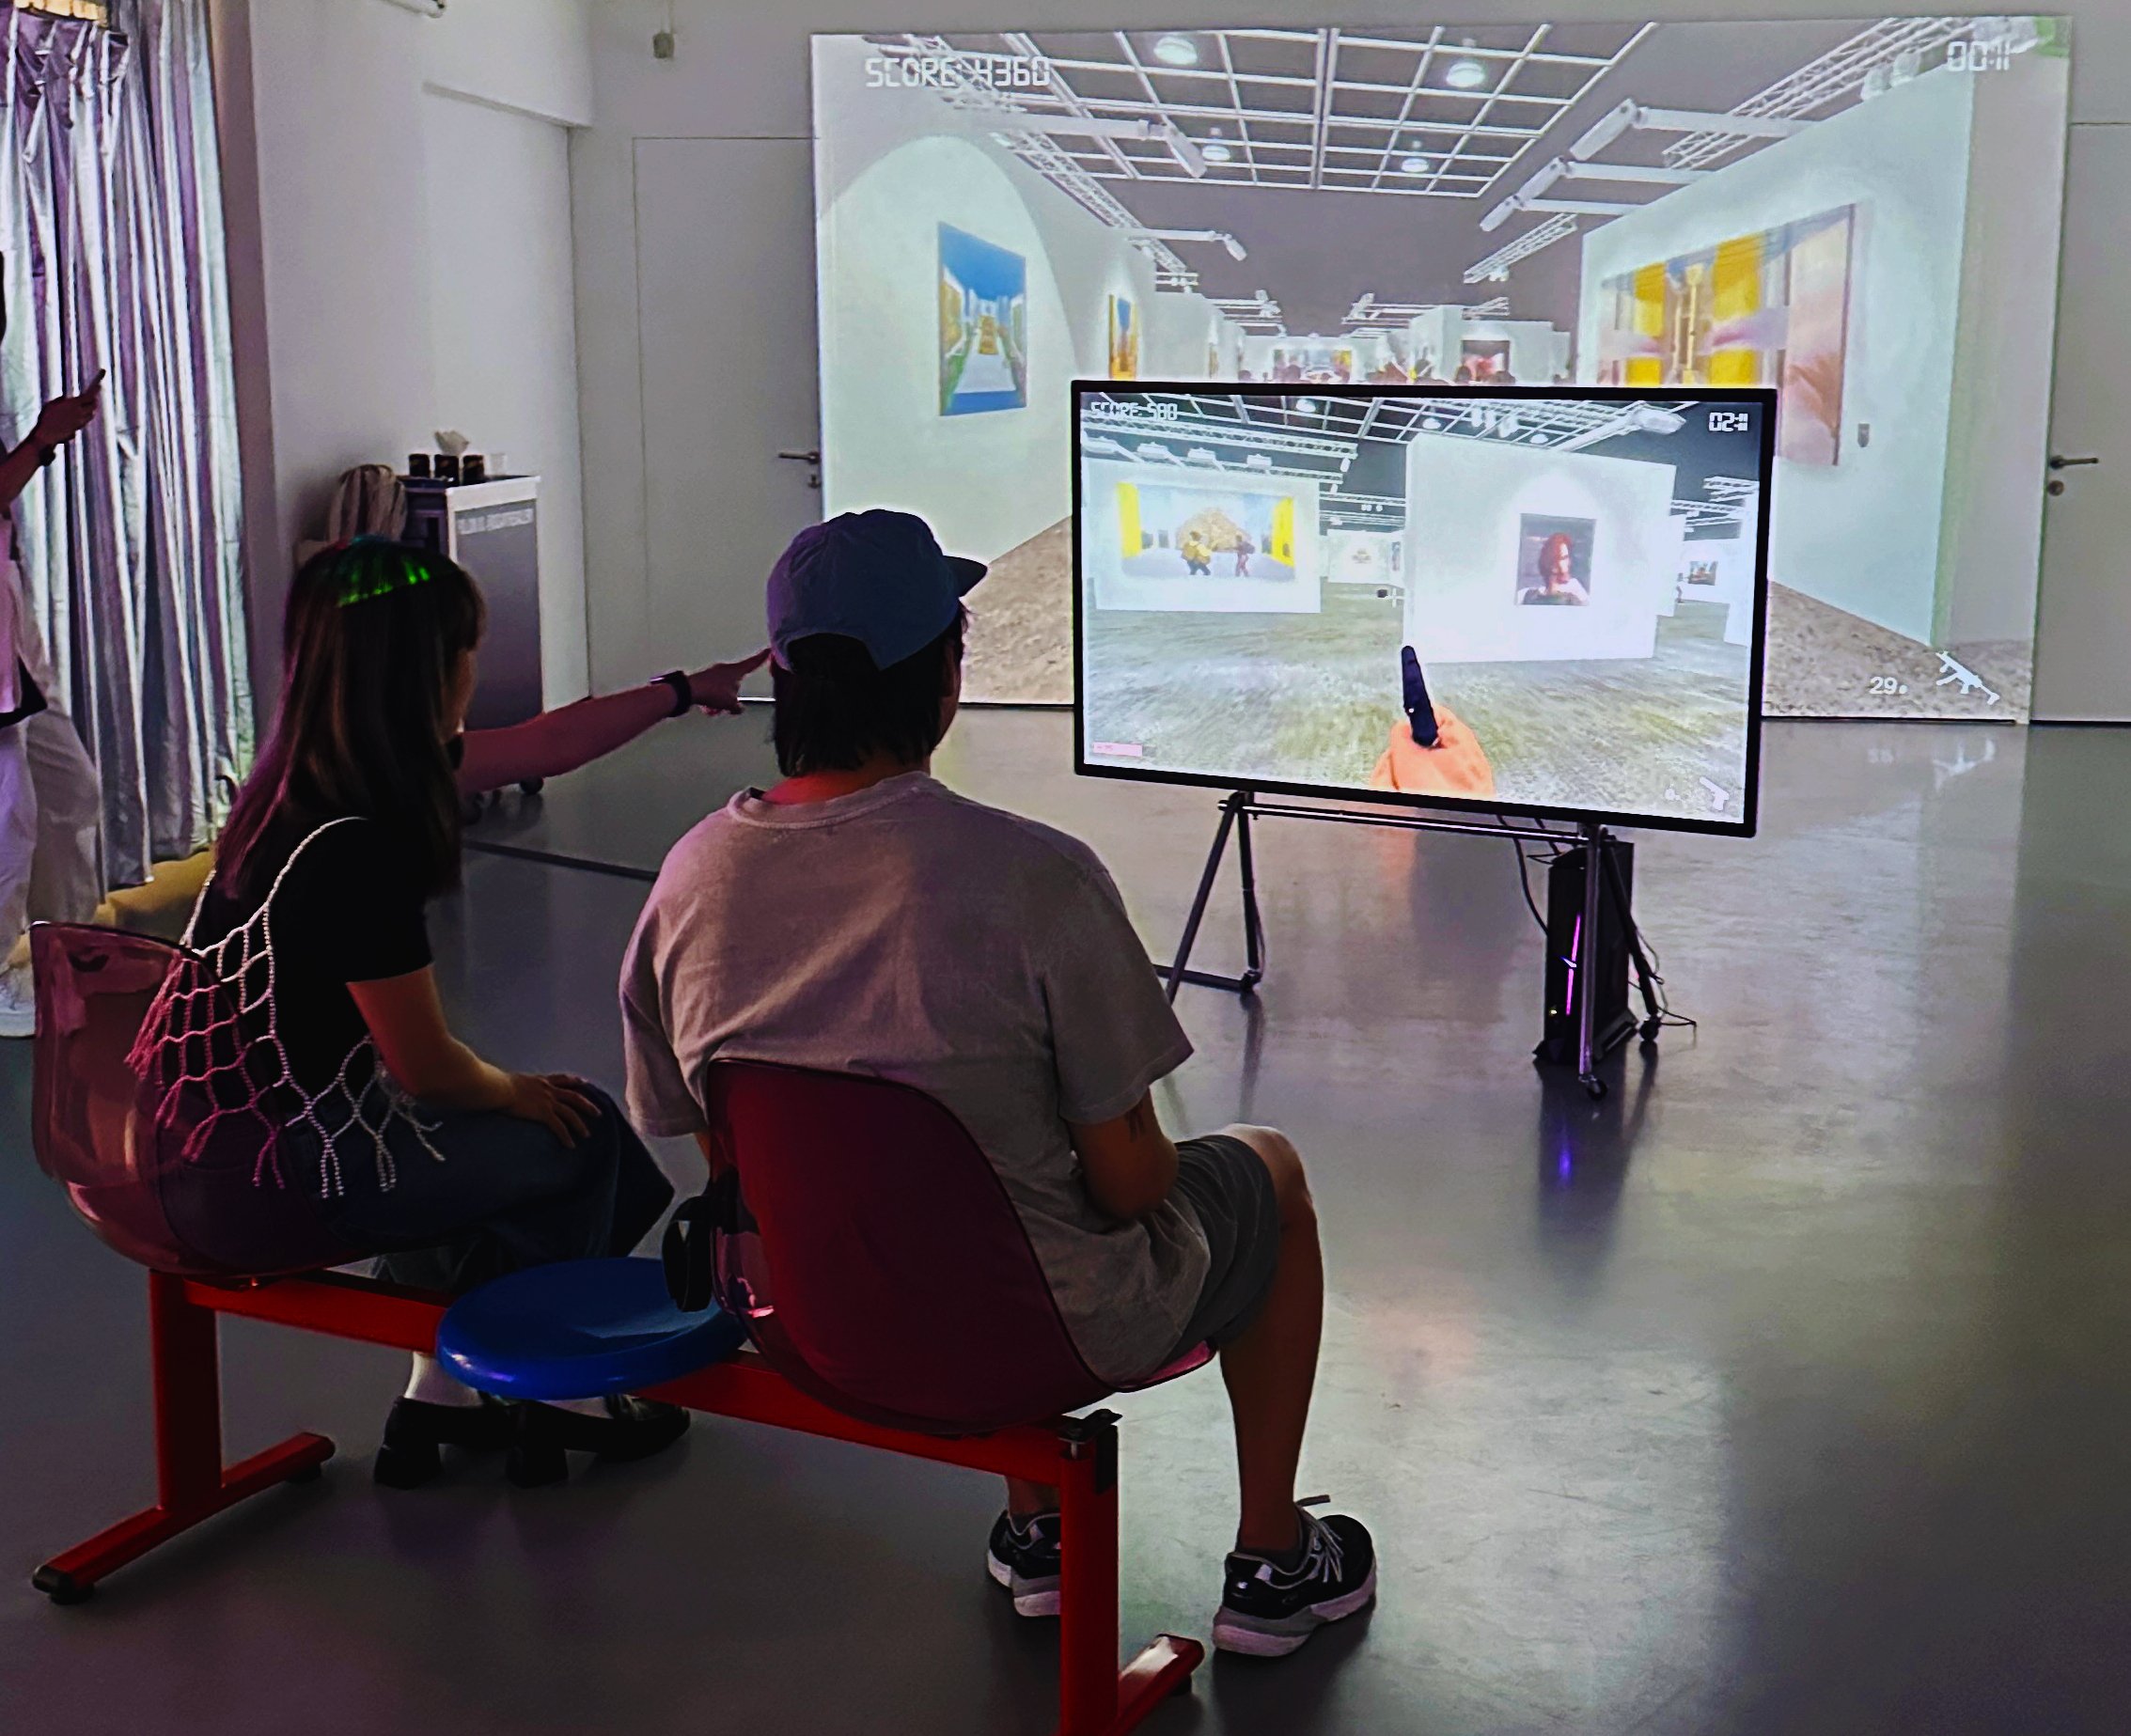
[[619, 509, 1373, 1657]]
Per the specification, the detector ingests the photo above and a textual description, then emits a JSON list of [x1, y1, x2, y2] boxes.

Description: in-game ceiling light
[[1294, 397, 1321, 414], [1422, 416, 1443, 430], [1201, 128, 1233, 164], [1445, 40, 1490, 91], [1400, 154, 1432, 175], [1152, 32, 1200, 68], [1528, 433, 1549, 445]]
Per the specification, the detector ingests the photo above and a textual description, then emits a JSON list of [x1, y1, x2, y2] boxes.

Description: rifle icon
[[1935, 652, 2000, 706]]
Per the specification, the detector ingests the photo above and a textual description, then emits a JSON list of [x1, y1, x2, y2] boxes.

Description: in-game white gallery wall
[[814, 35, 1230, 578], [1576, 46, 2067, 665], [1402, 436, 1676, 664]]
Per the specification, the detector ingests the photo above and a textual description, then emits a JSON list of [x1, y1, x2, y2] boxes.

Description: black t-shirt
[[190, 815, 433, 1097]]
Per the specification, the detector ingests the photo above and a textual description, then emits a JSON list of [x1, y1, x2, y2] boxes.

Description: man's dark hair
[[771, 606, 965, 776]]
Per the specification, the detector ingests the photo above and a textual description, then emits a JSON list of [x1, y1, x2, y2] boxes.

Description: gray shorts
[[1165, 1134, 1283, 1361]]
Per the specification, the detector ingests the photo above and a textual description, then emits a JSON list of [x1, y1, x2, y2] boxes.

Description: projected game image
[[1076, 387, 1773, 832], [811, 18, 2070, 717]]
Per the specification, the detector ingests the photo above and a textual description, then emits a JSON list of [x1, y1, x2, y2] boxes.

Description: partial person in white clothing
[[0, 371, 105, 1036]]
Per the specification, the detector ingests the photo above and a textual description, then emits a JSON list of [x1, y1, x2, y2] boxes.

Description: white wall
[[1402, 437, 1676, 662], [220, 0, 592, 695], [1578, 67, 1977, 648], [1682, 529, 1760, 645], [422, 92, 590, 704], [1326, 528, 1400, 587], [1938, 47, 2072, 648]]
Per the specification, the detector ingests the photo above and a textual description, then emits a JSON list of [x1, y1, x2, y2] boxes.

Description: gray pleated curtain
[[1, 0, 248, 887]]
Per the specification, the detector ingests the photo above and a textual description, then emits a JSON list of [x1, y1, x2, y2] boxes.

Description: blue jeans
[[317, 1083, 674, 1294]]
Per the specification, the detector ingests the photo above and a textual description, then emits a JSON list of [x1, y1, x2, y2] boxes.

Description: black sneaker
[[1213, 1505, 1377, 1657], [985, 1509, 1062, 1618]]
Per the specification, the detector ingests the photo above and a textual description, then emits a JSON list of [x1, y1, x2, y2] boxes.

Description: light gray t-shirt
[[619, 773, 1206, 1384]]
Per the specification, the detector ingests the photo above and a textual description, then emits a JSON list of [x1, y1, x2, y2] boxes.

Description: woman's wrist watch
[[656, 669, 692, 718]]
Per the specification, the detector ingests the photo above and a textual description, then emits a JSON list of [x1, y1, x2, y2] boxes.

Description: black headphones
[[661, 1168, 750, 1314]]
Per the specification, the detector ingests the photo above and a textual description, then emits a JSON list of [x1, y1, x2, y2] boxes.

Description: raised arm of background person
[[0, 376, 104, 513], [349, 966, 597, 1146], [454, 649, 770, 794], [1069, 1091, 1181, 1221]]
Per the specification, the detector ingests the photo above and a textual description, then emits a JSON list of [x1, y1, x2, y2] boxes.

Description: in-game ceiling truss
[[869, 25, 1649, 202]]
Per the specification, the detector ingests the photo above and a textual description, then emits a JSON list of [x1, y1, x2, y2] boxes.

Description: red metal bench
[[27, 924, 1204, 1734]]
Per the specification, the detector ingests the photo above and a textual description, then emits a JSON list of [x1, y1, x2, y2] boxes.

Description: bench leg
[[33, 1271, 334, 1603], [1054, 1413, 1204, 1736]]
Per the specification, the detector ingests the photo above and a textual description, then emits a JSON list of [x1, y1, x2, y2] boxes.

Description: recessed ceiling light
[[1201, 128, 1232, 164], [1528, 432, 1549, 445], [1400, 154, 1432, 175], [1422, 416, 1444, 430], [1152, 32, 1199, 68], [1445, 39, 1490, 90], [1295, 397, 1321, 414]]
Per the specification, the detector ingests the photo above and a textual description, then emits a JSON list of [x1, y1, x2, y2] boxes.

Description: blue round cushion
[[437, 1258, 746, 1401]]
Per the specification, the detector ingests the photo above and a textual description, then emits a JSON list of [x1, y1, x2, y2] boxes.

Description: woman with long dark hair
[[179, 540, 759, 1487]]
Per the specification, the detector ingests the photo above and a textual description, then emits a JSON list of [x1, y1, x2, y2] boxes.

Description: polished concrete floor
[[6, 711, 2130, 1734]]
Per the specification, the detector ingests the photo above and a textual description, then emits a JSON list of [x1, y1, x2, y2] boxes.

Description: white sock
[[402, 1352, 484, 1408], [541, 1395, 612, 1417]]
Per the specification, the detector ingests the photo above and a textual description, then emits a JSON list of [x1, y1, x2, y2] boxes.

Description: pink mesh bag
[[29, 821, 433, 1277]]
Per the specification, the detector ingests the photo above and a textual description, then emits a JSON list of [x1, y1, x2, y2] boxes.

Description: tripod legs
[[1160, 793, 1265, 1003]]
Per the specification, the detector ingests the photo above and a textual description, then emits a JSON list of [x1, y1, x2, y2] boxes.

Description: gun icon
[[1935, 652, 2000, 706]]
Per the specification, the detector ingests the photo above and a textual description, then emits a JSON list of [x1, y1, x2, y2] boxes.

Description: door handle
[[776, 447, 823, 491], [776, 448, 823, 464], [2047, 454, 2099, 470]]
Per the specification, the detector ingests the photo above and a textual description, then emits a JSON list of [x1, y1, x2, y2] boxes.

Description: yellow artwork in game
[[1107, 294, 1139, 380]]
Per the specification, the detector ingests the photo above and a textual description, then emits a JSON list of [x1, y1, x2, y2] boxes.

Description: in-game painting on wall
[[937, 223, 1028, 415], [1107, 293, 1139, 380], [1595, 206, 1855, 465]]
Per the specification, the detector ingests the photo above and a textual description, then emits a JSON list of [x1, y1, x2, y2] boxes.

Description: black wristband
[[657, 669, 692, 718]]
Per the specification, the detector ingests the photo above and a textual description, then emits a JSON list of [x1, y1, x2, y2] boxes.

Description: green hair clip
[[333, 537, 436, 607]]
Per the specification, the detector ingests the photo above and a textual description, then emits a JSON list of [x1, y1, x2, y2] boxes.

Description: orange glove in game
[[1367, 704, 1496, 799]]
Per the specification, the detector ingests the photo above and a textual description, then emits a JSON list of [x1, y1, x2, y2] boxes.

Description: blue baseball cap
[[767, 509, 986, 671]]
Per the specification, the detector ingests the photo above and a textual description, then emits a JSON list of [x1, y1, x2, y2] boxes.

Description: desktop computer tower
[[1535, 837, 1637, 1068]]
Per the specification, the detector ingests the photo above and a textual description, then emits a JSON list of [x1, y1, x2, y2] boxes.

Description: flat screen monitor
[[1073, 383, 1775, 837]]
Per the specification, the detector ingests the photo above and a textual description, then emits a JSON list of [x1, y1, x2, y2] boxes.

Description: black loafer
[[507, 1395, 690, 1488], [373, 1395, 515, 1488]]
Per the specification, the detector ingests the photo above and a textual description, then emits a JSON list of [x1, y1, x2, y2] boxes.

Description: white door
[[634, 139, 821, 680], [2033, 124, 2131, 721], [423, 93, 588, 706]]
